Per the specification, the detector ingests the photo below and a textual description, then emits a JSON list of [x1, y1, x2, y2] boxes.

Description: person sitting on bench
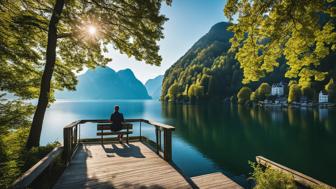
[[110, 105, 125, 142]]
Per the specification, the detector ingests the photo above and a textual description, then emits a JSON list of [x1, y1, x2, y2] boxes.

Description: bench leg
[[101, 130, 103, 145], [126, 127, 129, 144]]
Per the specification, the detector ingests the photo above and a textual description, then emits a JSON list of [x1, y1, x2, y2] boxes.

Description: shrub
[[0, 128, 29, 188], [0, 128, 61, 188], [312, 184, 331, 189], [249, 161, 297, 189], [23, 141, 61, 170]]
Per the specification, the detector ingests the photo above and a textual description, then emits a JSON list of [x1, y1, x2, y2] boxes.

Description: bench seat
[[97, 123, 133, 144], [97, 131, 133, 135]]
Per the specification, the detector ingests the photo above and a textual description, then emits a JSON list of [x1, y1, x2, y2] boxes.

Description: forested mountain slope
[[161, 22, 287, 101]]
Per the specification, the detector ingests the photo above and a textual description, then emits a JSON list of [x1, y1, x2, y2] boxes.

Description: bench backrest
[[97, 123, 132, 130]]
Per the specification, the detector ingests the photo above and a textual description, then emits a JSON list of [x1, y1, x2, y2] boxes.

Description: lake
[[41, 100, 336, 186]]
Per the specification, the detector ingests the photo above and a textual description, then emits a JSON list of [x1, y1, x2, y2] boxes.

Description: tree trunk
[[26, 0, 65, 149]]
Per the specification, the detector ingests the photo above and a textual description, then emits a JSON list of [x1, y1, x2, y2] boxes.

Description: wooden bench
[[97, 123, 133, 144]]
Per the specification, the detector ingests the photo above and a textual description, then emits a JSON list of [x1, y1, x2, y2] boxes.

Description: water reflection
[[162, 103, 336, 185]]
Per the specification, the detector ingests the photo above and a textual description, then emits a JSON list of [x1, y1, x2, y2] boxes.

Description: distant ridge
[[145, 75, 163, 99], [56, 67, 151, 100]]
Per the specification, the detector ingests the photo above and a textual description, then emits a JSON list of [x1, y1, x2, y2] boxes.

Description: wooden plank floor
[[53, 142, 191, 189], [191, 172, 243, 189]]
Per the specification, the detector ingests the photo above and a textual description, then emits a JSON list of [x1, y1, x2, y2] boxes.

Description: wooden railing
[[256, 156, 335, 189], [63, 119, 175, 165], [12, 147, 63, 189]]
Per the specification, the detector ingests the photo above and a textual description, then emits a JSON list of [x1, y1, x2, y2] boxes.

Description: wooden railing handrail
[[145, 120, 175, 130], [63, 120, 82, 128], [64, 119, 175, 131], [12, 147, 63, 189], [63, 118, 175, 165], [256, 156, 334, 189]]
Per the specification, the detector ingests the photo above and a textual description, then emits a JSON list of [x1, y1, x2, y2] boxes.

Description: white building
[[271, 82, 285, 96], [319, 91, 328, 103]]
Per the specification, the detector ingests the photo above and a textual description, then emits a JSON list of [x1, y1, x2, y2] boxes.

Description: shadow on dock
[[102, 143, 146, 158]]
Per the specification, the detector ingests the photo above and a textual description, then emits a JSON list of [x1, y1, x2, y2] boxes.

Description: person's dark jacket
[[110, 112, 124, 131]]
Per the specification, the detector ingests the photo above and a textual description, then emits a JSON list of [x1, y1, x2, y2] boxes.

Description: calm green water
[[41, 100, 336, 186]]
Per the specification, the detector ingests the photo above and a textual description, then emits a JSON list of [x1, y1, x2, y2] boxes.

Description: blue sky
[[105, 0, 228, 83]]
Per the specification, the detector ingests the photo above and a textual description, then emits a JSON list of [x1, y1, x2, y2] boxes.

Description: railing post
[[139, 121, 142, 141], [101, 128, 103, 145], [126, 124, 129, 144], [74, 125, 77, 146], [69, 128, 73, 156], [163, 129, 172, 161], [78, 124, 80, 142], [155, 126, 159, 154], [63, 128, 69, 164], [158, 129, 161, 150]]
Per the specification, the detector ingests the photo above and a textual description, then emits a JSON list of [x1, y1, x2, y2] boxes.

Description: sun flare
[[87, 25, 97, 35]]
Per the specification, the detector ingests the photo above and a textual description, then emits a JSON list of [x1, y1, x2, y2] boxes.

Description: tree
[[200, 74, 212, 96], [237, 87, 252, 104], [187, 83, 204, 101], [187, 84, 197, 102], [167, 82, 179, 101], [250, 91, 257, 102], [325, 78, 336, 101], [224, 0, 336, 85], [0, 3, 43, 99], [256, 83, 271, 101], [0, 95, 34, 135], [288, 83, 301, 103], [194, 84, 204, 98], [1, 0, 171, 149], [301, 84, 314, 101]]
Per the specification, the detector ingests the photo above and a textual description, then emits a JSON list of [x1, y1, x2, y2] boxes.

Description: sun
[[87, 25, 97, 35]]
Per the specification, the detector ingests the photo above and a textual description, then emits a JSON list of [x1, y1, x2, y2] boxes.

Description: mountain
[[162, 22, 243, 101], [161, 22, 289, 102], [145, 75, 163, 99], [56, 67, 151, 99]]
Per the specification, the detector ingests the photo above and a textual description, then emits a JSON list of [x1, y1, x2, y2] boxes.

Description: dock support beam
[[164, 129, 172, 161]]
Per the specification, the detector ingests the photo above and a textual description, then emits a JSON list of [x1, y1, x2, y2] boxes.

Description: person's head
[[114, 105, 120, 112]]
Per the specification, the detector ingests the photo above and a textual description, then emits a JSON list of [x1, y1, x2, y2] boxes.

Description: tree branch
[[57, 32, 73, 38]]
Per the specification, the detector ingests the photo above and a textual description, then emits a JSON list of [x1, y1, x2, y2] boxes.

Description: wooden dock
[[13, 119, 246, 189], [53, 142, 192, 189], [191, 172, 243, 189]]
